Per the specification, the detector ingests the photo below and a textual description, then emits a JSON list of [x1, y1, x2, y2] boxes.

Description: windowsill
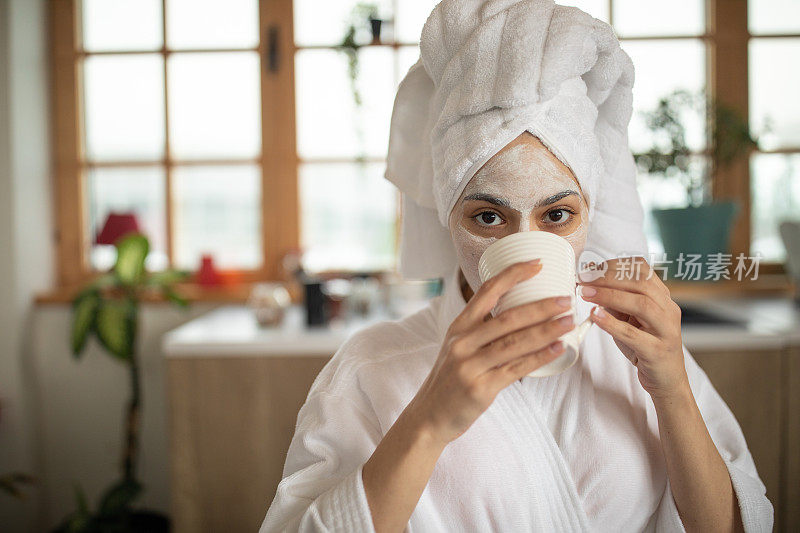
[[34, 281, 260, 305], [33, 274, 794, 305]]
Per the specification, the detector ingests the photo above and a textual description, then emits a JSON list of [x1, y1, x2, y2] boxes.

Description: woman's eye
[[547, 209, 572, 224], [474, 211, 503, 227]]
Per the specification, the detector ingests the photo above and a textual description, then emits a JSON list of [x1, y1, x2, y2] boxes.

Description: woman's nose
[[514, 217, 541, 233]]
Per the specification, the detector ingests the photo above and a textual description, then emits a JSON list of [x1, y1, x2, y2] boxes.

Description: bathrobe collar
[[435, 264, 469, 342]]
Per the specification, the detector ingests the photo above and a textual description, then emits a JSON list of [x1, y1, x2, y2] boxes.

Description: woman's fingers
[[464, 314, 575, 375], [590, 306, 659, 354], [485, 341, 566, 392], [579, 285, 668, 335], [459, 295, 572, 350], [578, 256, 667, 303], [451, 260, 542, 332]]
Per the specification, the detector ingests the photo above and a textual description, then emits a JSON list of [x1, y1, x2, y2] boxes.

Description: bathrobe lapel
[[432, 266, 593, 530]]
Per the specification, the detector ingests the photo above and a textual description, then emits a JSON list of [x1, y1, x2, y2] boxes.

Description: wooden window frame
[[44, 0, 792, 302], [48, 0, 298, 293]]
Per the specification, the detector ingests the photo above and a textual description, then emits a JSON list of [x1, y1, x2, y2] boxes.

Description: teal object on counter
[[652, 201, 740, 281]]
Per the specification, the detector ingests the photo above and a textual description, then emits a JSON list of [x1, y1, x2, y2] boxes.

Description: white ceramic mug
[[478, 231, 593, 378]]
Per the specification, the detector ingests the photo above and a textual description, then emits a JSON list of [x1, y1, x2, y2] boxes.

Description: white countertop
[[162, 297, 800, 358], [162, 304, 396, 357]]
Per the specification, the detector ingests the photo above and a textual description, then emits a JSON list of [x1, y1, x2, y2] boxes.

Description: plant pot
[[370, 18, 382, 44], [652, 201, 739, 281]]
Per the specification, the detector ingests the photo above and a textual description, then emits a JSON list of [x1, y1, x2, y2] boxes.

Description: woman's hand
[[577, 256, 689, 400], [406, 259, 576, 446]]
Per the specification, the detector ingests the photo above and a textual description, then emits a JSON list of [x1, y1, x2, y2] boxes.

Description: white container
[[478, 231, 593, 378]]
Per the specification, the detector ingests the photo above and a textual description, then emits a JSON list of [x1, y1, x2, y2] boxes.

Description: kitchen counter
[[162, 296, 800, 357]]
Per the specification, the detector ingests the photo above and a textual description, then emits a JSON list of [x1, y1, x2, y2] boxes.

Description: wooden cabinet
[[167, 355, 330, 533], [691, 347, 800, 532], [167, 347, 799, 532]]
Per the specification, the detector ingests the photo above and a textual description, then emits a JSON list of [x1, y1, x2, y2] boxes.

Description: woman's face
[[448, 131, 589, 294]]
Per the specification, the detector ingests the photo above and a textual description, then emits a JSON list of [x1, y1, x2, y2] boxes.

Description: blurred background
[[0, 0, 798, 532]]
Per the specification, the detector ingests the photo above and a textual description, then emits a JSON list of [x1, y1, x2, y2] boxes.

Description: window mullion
[[709, 0, 751, 259], [161, 0, 174, 269], [260, 0, 299, 280], [51, 0, 88, 287]]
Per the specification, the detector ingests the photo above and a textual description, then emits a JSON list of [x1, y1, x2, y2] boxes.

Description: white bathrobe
[[260, 264, 773, 532]]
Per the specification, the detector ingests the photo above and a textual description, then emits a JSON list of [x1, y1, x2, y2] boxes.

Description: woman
[[261, 0, 772, 531]]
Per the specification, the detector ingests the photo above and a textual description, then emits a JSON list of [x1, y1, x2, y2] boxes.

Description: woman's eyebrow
[[462, 193, 511, 207], [536, 190, 578, 207], [463, 190, 579, 208]]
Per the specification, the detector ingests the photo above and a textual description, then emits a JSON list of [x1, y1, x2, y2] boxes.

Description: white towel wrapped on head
[[385, 0, 649, 280]]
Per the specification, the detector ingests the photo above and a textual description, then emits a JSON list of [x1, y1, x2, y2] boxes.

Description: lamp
[[96, 212, 142, 245]]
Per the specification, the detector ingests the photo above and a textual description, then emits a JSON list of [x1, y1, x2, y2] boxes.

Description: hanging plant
[[338, 2, 380, 109]]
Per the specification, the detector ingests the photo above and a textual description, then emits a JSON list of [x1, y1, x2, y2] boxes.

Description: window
[[292, 0, 437, 273], [50, 0, 790, 292], [82, 0, 264, 273], [561, 1, 709, 255], [748, 0, 800, 262]]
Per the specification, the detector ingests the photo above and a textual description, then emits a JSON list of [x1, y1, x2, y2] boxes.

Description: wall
[[31, 302, 217, 531], [0, 1, 220, 530], [0, 0, 52, 529]]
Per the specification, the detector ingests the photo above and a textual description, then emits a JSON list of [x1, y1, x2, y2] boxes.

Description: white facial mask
[[448, 139, 589, 295]]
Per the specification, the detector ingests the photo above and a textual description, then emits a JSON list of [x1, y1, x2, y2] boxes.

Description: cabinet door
[[691, 349, 783, 530], [168, 355, 330, 533], [786, 347, 800, 532]]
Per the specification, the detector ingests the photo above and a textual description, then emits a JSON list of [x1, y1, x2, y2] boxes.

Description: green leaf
[[97, 478, 142, 518], [71, 291, 99, 358], [146, 269, 190, 288], [114, 235, 149, 286], [95, 299, 136, 361], [0, 472, 34, 499], [73, 483, 90, 516], [163, 287, 188, 308], [89, 273, 119, 290]]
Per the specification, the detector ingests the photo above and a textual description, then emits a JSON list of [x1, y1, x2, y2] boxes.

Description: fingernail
[[555, 296, 571, 308], [528, 258, 541, 265], [579, 286, 597, 297], [558, 315, 574, 327], [593, 306, 606, 318], [550, 341, 564, 353]]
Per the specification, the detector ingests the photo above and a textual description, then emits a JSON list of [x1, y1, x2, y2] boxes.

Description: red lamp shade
[[96, 212, 142, 245]]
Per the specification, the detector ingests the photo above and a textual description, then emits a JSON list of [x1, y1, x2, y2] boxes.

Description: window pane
[[83, 55, 165, 161], [622, 39, 707, 155], [300, 162, 397, 272], [86, 166, 167, 271], [559, 1, 609, 23], [296, 48, 394, 159], [293, 0, 392, 46], [613, 0, 705, 36], [397, 46, 421, 88], [167, 52, 261, 160], [749, 0, 800, 35], [82, 0, 162, 52], [750, 38, 800, 150], [172, 165, 262, 270], [751, 153, 800, 262], [395, 0, 439, 43], [166, 0, 259, 49]]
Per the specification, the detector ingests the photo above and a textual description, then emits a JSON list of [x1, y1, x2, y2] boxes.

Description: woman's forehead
[[463, 153, 578, 198], [461, 134, 583, 202]]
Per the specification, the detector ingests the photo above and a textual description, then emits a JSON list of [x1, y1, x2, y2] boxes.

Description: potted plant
[[633, 88, 761, 280], [54, 233, 190, 532]]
